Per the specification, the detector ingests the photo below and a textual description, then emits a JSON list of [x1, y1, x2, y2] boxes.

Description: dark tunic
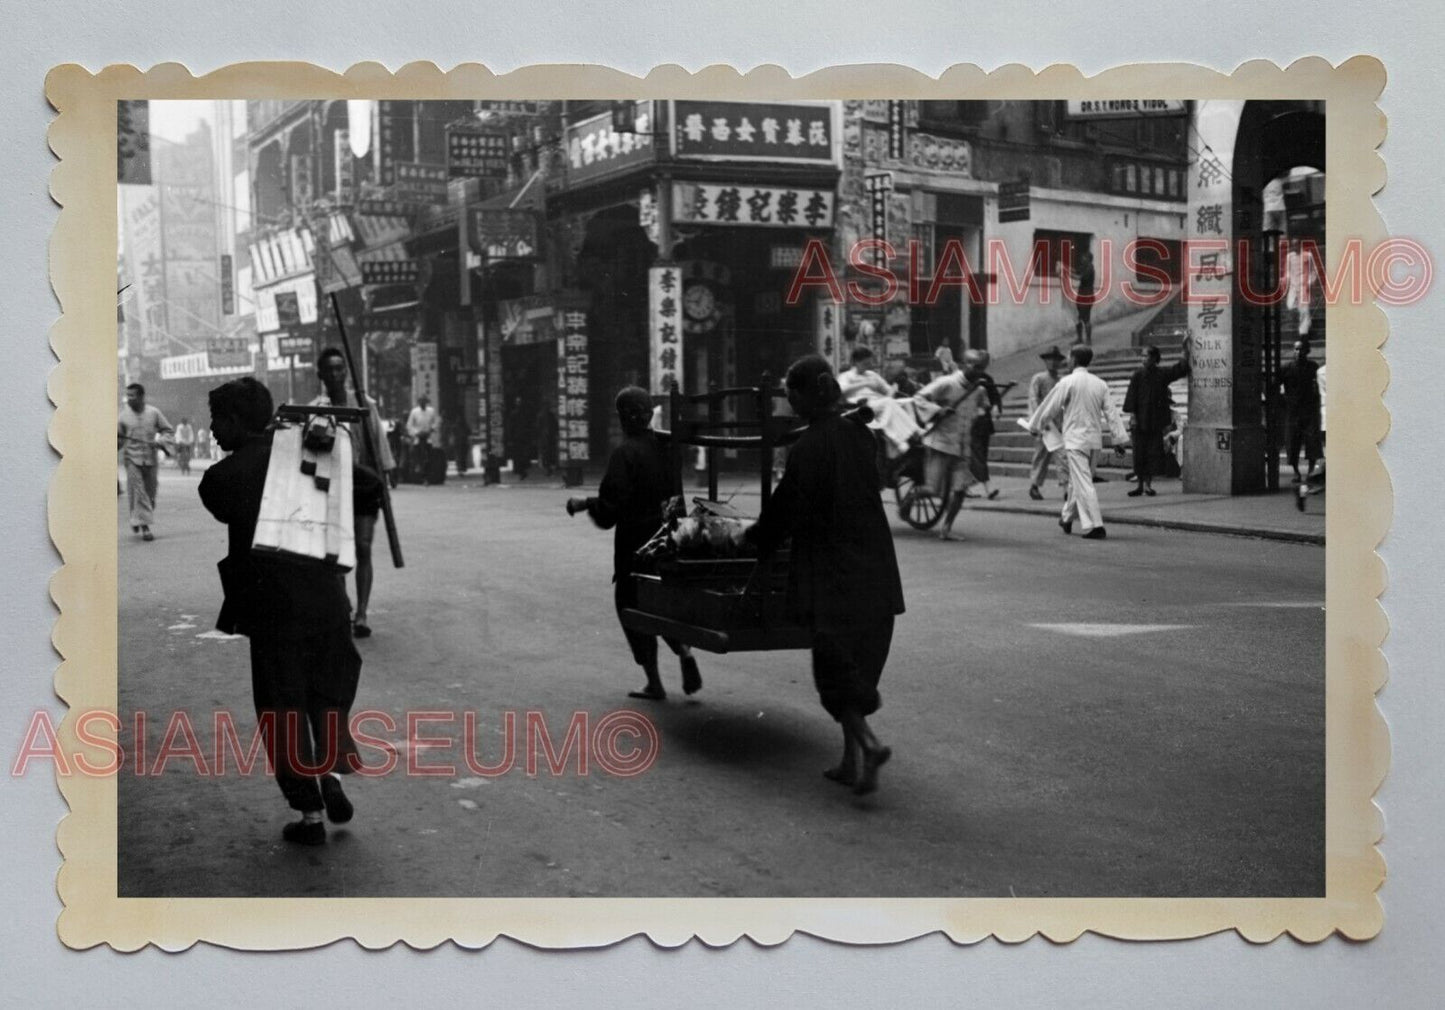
[[963, 366, 1002, 483], [198, 433, 361, 811], [1280, 358, 1322, 424], [1123, 359, 1190, 434], [587, 429, 684, 669], [751, 410, 905, 720], [587, 429, 679, 581]]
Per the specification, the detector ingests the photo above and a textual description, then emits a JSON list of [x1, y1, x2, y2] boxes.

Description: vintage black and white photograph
[[105, 91, 1335, 903]]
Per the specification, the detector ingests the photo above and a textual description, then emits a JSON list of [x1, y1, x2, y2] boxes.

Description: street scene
[[115, 97, 1328, 898]]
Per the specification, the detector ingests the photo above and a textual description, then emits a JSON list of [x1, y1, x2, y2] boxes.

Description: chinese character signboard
[[556, 307, 591, 465], [334, 129, 354, 204], [376, 100, 415, 186], [119, 186, 165, 357], [469, 209, 539, 259], [998, 178, 1031, 223], [277, 333, 315, 358], [219, 254, 235, 314], [816, 299, 843, 372], [563, 102, 656, 187], [361, 260, 421, 286], [648, 266, 683, 395], [411, 341, 440, 408], [671, 182, 835, 229], [393, 162, 449, 205], [208, 338, 250, 369], [865, 172, 892, 264], [1065, 99, 1186, 119], [447, 126, 510, 179], [887, 100, 907, 160], [671, 101, 839, 165]]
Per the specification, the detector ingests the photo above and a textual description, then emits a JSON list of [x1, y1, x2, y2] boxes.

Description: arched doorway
[[1232, 102, 1325, 491]]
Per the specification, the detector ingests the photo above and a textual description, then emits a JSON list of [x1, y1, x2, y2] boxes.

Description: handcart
[[617, 377, 820, 654]]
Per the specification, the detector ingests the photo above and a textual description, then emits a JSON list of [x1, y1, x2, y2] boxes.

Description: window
[[1033, 229, 1093, 278], [1133, 238, 1183, 285]]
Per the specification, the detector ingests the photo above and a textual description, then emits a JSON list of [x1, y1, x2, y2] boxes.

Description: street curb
[[965, 503, 1325, 545]]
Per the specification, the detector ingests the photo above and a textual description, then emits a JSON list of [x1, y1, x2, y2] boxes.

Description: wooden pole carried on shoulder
[[330, 292, 404, 568]]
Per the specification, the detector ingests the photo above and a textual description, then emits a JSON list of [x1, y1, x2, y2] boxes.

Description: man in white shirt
[[837, 346, 925, 455], [117, 382, 174, 541], [406, 395, 438, 483], [1026, 344, 1129, 540]]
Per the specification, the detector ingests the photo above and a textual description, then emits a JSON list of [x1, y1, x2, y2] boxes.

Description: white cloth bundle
[[252, 421, 356, 571]]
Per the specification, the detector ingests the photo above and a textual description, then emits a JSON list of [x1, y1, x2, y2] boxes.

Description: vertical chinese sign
[[411, 341, 439, 408], [557, 307, 590, 482], [648, 266, 683, 395], [1182, 100, 1243, 494], [815, 300, 843, 372]]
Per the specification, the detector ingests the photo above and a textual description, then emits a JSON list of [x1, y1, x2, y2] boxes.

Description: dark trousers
[[249, 622, 361, 812], [1287, 411, 1323, 471], [1132, 427, 1165, 482], [614, 576, 684, 668], [811, 615, 895, 722]]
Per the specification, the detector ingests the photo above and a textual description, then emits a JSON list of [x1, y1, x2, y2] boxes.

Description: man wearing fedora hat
[[1026, 346, 1067, 500]]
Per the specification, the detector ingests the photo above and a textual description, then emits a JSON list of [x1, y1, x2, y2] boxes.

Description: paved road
[[118, 471, 1324, 898]]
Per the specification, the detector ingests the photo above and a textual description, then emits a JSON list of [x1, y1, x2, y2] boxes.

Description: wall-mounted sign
[[556, 308, 590, 464], [411, 341, 439, 407], [469, 208, 539, 259], [393, 162, 449, 204], [865, 172, 893, 265], [219, 254, 235, 315], [274, 290, 301, 330], [887, 100, 907, 160], [207, 338, 250, 368], [447, 126, 510, 179], [361, 311, 417, 333], [671, 182, 835, 229], [160, 351, 252, 381], [357, 199, 413, 218], [998, 178, 1031, 223], [1065, 99, 1186, 119], [671, 100, 839, 165], [361, 260, 421, 286], [276, 333, 316, 358], [648, 266, 683, 395], [563, 102, 656, 187]]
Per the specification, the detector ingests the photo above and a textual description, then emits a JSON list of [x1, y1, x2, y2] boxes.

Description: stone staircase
[[985, 296, 1325, 479]]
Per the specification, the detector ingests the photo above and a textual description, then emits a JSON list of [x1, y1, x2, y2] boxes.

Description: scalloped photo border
[[46, 58, 1389, 950]]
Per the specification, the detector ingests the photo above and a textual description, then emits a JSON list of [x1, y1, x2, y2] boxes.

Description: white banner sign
[[671, 182, 835, 229], [648, 266, 684, 395], [1065, 99, 1186, 119], [159, 352, 251, 381], [411, 341, 440, 408]]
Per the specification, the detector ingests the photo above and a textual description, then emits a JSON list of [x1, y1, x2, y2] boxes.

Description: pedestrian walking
[[1027, 346, 1067, 500], [1027, 344, 1130, 540], [962, 349, 1004, 500], [117, 383, 174, 541], [746, 356, 904, 796], [566, 386, 702, 701], [199, 377, 362, 846], [1280, 338, 1323, 483], [196, 425, 212, 462], [311, 348, 395, 639], [1122, 338, 1192, 497], [1061, 245, 1097, 344], [174, 417, 196, 475], [406, 395, 438, 481], [914, 361, 987, 541]]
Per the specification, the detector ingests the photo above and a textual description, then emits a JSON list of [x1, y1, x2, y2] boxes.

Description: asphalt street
[[117, 469, 1325, 898]]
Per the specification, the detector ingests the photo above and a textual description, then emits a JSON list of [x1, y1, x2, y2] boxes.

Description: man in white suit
[[1026, 344, 1129, 540]]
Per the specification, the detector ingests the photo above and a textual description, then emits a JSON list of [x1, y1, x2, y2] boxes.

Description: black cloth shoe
[[1082, 527, 1108, 540], [1127, 486, 1144, 497], [680, 655, 702, 696], [1028, 486, 1043, 500], [1059, 518, 1073, 535], [141, 526, 154, 541], [282, 818, 326, 845], [320, 775, 354, 824]]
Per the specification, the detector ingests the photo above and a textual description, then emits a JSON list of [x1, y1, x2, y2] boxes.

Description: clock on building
[[683, 281, 717, 322]]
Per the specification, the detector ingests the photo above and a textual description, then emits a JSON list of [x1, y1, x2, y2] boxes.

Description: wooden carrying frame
[[618, 377, 813, 654], [252, 405, 359, 571]]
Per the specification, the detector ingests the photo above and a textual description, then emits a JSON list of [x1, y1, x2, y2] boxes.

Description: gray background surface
[[2, 3, 1439, 1005]]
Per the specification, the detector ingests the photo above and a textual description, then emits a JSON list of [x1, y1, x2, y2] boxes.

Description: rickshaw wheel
[[896, 475, 943, 530]]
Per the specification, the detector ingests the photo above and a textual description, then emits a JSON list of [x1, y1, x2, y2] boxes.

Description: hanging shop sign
[[219, 254, 235, 315], [671, 182, 835, 229], [556, 307, 591, 465], [357, 199, 413, 218], [276, 333, 316, 358], [393, 162, 450, 205], [361, 260, 421, 286], [648, 265, 683, 395], [159, 351, 251, 381], [447, 126, 510, 179], [469, 208, 539, 259], [671, 100, 839, 165], [998, 177, 1031, 223], [411, 341, 440, 407], [207, 338, 251, 369], [361, 310, 418, 333], [562, 102, 656, 187], [887, 100, 907, 160], [865, 172, 893, 265], [1065, 99, 1186, 119]]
